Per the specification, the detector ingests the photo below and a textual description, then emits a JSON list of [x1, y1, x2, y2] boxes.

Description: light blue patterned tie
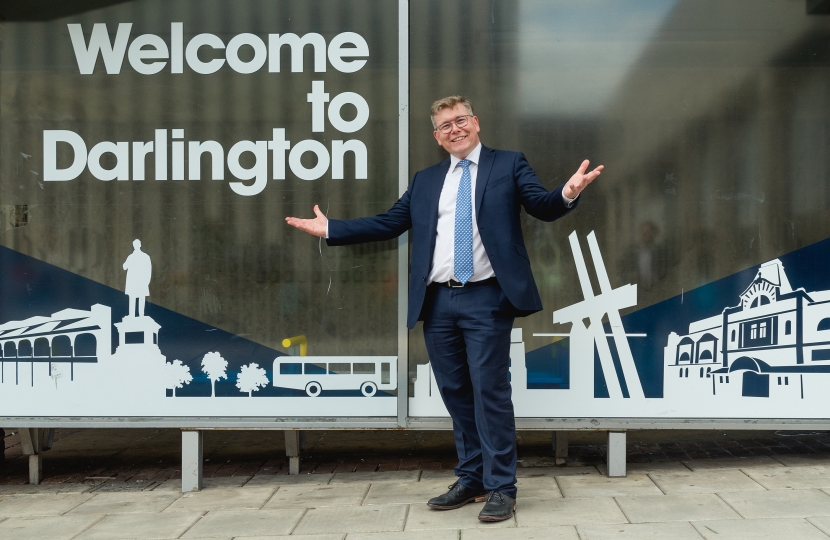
[[454, 159, 474, 284]]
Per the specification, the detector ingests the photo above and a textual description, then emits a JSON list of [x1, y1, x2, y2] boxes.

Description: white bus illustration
[[272, 356, 397, 396]]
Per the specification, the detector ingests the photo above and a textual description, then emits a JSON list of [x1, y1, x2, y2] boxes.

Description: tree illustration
[[201, 351, 228, 397], [236, 362, 269, 397], [166, 360, 192, 397]]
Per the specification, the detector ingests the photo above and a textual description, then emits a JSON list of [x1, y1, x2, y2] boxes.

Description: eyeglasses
[[435, 115, 473, 134]]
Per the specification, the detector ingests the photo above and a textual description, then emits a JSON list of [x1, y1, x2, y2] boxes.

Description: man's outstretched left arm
[[516, 154, 603, 221], [563, 159, 603, 200]]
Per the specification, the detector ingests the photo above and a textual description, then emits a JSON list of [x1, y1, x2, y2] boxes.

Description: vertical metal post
[[553, 431, 568, 465], [181, 430, 203, 492], [285, 430, 301, 475], [396, 0, 410, 428], [28, 455, 43, 485], [18, 428, 46, 484], [607, 431, 627, 477]]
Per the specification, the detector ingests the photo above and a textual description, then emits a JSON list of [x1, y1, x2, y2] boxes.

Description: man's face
[[432, 104, 481, 159]]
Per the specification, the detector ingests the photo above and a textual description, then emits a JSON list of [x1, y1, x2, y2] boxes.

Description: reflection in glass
[[409, 1, 830, 379]]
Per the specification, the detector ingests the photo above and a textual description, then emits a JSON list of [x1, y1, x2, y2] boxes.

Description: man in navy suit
[[286, 96, 602, 522]]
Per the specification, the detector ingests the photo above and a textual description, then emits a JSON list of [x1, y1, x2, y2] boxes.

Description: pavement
[[2, 428, 830, 538]]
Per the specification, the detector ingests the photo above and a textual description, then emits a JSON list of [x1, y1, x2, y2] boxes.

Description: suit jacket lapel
[[475, 145, 495, 219], [427, 158, 452, 255]]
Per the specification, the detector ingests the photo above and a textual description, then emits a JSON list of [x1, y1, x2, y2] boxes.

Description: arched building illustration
[[665, 259, 830, 400], [0, 304, 111, 386]]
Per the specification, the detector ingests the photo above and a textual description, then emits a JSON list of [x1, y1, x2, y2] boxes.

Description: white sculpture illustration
[[166, 359, 193, 397], [113, 239, 164, 364], [123, 239, 151, 318], [201, 351, 228, 397], [553, 231, 644, 399], [237, 362, 269, 396]]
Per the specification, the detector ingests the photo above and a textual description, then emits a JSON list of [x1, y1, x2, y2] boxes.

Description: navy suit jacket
[[327, 145, 578, 328]]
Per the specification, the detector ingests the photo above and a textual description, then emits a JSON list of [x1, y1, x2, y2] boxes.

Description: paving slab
[[150, 480, 185, 492], [405, 501, 515, 530], [263, 483, 370, 508], [577, 521, 703, 540], [516, 466, 601, 478], [516, 475, 562, 499], [719, 489, 830, 519], [557, 473, 663, 498], [235, 536, 342, 540], [0, 484, 93, 495], [181, 508, 305, 537], [75, 511, 204, 540], [775, 454, 830, 467], [69, 492, 181, 514], [614, 493, 741, 523], [203, 476, 251, 487], [514, 497, 627, 527], [364, 478, 455, 506], [244, 473, 334, 487], [682, 456, 783, 471], [419, 470, 459, 481], [350, 531, 458, 540], [808, 516, 830, 537], [151, 477, 250, 492], [743, 465, 830, 490], [294, 505, 408, 535], [0, 514, 103, 540], [0, 493, 93, 517], [597, 461, 689, 475], [462, 525, 579, 539], [330, 471, 421, 484], [649, 469, 765, 494], [695, 518, 830, 540], [164, 486, 276, 512]]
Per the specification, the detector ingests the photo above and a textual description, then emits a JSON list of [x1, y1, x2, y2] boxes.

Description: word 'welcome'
[[69, 23, 369, 75]]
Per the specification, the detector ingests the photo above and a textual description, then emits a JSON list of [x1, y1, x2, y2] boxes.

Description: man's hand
[[285, 205, 328, 238], [563, 160, 603, 200]]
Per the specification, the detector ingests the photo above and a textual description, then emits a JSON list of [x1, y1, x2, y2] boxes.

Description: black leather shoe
[[427, 480, 487, 510], [478, 491, 516, 522]]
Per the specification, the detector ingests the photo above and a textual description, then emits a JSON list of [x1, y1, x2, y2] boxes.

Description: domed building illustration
[[665, 259, 830, 400]]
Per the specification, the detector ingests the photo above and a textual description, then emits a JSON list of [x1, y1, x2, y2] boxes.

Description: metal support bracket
[[17, 427, 54, 485], [181, 430, 203, 492], [553, 431, 569, 465], [607, 431, 627, 477], [285, 430, 301, 475]]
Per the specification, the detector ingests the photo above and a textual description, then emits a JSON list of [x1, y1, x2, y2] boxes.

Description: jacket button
[[422, 276, 426, 281]]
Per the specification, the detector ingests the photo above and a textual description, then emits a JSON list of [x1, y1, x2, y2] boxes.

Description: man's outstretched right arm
[[285, 187, 413, 245], [285, 205, 329, 237]]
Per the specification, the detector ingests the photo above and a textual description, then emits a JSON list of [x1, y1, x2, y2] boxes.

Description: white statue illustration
[[123, 239, 152, 317]]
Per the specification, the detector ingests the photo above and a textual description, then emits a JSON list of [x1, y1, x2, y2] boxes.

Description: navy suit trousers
[[422, 280, 517, 498]]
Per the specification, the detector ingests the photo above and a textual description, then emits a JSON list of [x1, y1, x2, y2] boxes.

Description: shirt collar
[[449, 143, 482, 171]]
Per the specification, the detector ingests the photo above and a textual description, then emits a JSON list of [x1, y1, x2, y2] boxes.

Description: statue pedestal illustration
[[113, 315, 164, 361]]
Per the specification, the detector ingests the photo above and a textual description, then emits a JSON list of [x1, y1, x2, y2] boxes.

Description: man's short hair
[[430, 96, 474, 128]]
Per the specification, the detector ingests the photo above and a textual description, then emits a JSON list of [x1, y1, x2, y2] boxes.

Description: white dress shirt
[[327, 142, 576, 283], [428, 144, 493, 284]]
